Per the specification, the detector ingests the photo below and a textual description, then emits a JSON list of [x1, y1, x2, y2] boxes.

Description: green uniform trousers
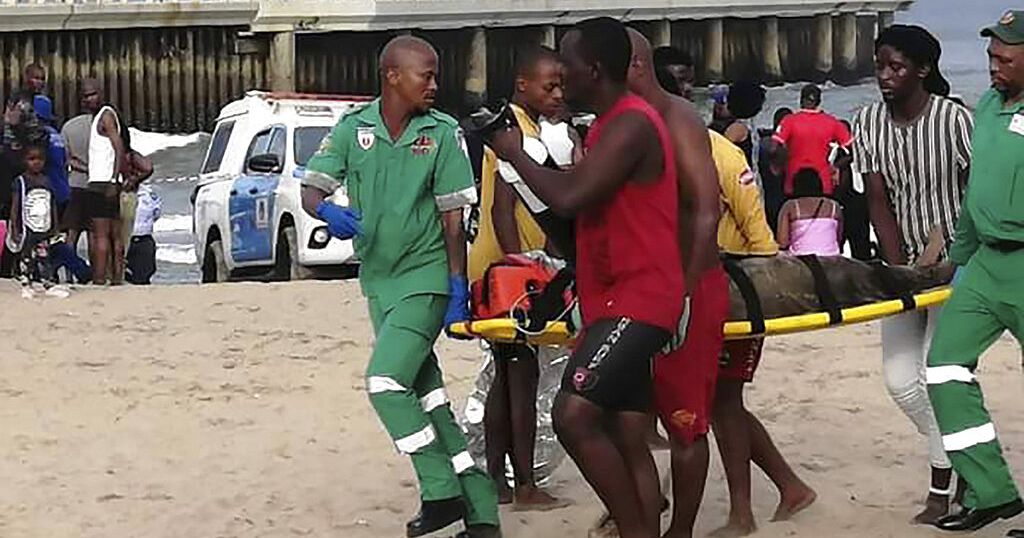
[[366, 293, 499, 526], [927, 245, 1022, 510]]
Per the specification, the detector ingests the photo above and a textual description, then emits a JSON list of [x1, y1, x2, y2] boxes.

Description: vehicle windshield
[[294, 126, 332, 167]]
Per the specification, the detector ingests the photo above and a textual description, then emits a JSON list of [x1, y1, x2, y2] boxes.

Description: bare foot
[[588, 512, 618, 538], [911, 494, 950, 525], [511, 486, 572, 512], [771, 484, 817, 522], [707, 520, 757, 538]]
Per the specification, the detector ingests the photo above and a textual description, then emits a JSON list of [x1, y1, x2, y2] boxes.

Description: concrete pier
[[705, 18, 724, 83], [652, 20, 672, 48], [465, 27, 487, 108], [541, 25, 556, 49], [814, 13, 834, 81], [762, 16, 783, 84], [880, 11, 896, 29], [0, 0, 914, 131], [270, 31, 295, 92], [836, 12, 859, 83]]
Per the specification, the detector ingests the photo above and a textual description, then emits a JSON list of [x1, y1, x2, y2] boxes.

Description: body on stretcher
[[450, 287, 952, 345], [455, 253, 954, 346]]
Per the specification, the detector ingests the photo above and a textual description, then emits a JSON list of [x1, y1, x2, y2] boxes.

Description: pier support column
[[705, 18, 724, 82], [652, 20, 672, 48], [465, 27, 487, 110], [762, 16, 783, 84], [879, 11, 895, 30], [814, 14, 833, 81], [270, 30, 295, 92], [540, 25, 556, 48], [837, 12, 858, 83]]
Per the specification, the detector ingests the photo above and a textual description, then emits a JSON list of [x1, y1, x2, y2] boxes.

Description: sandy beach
[[1, 280, 1022, 538]]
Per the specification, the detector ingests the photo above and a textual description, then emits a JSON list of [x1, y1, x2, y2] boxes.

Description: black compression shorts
[[561, 317, 671, 412]]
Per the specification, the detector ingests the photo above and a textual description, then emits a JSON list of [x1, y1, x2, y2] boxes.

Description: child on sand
[[7, 145, 59, 289]]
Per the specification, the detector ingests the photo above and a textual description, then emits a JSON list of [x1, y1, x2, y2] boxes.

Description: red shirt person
[[773, 84, 853, 196], [489, 17, 684, 538]]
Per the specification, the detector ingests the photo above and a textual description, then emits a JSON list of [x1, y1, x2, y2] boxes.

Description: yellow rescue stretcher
[[450, 287, 952, 345]]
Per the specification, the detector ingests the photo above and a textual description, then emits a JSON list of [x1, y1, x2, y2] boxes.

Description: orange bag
[[471, 254, 558, 320]]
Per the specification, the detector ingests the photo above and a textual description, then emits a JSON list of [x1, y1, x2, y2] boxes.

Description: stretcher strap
[[796, 255, 842, 325], [722, 257, 766, 334], [869, 261, 917, 311]]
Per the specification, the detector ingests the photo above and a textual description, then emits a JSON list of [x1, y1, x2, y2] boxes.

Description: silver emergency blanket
[[458, 250, 571, 485], [459, 343, 569, 487]]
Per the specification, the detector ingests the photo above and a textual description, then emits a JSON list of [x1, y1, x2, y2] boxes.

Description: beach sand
[[1, 280, 1022, 538]]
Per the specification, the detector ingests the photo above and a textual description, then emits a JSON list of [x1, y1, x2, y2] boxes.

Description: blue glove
[[444, 274, 472, 339], [316, 200, 362, 240]]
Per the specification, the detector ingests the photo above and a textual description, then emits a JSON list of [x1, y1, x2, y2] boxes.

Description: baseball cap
[[981, 10, 1024, 45]]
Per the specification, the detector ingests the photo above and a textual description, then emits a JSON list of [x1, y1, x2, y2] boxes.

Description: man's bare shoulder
[[664, 96, 706, 132], [600, 109, 658, 144]]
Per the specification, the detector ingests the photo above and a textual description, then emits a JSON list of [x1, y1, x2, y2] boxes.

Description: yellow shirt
[[711, 130, 779, 256], [468, 104, 548, 281]]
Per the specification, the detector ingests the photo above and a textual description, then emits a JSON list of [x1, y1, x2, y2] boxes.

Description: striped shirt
[[852, 95, 973, 264]]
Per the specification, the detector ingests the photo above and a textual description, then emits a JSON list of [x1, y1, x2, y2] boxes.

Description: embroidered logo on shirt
[[411, 135, 435, 156], [357, 127, 375, 151], [1009, 113, 1024, 136], [738, 168, 756, 186]]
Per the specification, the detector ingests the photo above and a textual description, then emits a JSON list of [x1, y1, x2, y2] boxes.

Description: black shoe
[[452, 524, 502, 538], [934, 498, 1024, 531], [406, 498, 466, 538], [1008, 530, 1024, 538]]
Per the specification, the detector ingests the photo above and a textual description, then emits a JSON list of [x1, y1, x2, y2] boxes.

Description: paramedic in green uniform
[[300, 36, 501, 538], [928, 11, 1024, 535]]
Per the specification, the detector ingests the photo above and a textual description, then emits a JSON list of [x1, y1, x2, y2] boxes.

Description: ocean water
[[150, 0, 1003, 284]]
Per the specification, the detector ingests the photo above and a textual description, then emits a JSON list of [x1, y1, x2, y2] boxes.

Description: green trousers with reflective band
[[927, 245, 1022, 510], [366, 292, 499, 526]]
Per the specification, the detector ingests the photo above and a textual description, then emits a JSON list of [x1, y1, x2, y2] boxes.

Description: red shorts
[[719, 337, 765, 383], [653, 267, 729, 445]]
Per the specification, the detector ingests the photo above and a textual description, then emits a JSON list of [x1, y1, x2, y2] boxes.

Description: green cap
[[981, 10, 1024, 45]]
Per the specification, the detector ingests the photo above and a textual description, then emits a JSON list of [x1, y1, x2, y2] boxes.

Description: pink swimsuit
[[787, 198, 840, 256]]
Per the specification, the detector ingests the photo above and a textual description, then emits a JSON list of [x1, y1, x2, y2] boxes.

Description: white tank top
[[88, 106, 121, 184]]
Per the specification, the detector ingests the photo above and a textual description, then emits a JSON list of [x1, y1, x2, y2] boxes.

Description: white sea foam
[[156, 244, 197, 265], [129, 129, 205, 157], [153, 214, 193, 235]]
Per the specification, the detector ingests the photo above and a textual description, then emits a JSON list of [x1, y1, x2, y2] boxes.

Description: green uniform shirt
[[950, 89, 1024, 265], [303, 99, 478, 301]]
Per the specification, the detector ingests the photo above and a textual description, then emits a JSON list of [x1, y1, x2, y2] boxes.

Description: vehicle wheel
[[274, 226, 313, 281], [201, 239, 229, 283]]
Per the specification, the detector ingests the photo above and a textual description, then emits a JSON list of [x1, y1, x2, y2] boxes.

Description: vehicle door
[[229, 125, 286, 264]]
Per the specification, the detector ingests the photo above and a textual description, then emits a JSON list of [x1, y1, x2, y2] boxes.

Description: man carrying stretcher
[[488, 17, 686, 538]]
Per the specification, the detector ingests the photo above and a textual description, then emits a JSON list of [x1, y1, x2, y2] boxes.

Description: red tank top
[[576, 93, 684, 333]]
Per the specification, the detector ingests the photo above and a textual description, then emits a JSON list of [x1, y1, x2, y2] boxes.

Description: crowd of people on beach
[[298, 8, 1024, 538], [0, 64, 161, 294]]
